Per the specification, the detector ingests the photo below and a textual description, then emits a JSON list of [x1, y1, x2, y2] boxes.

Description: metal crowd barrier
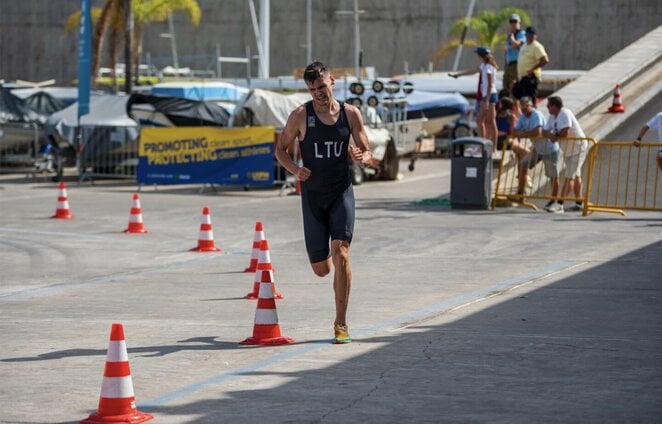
[[77, 125, 139, 182], [584, 141, 661, 215], [493, 136, 598, 213], [0, 122, 41, 173]]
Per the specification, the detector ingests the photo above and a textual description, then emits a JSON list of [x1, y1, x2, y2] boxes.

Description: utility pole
[[259, 0, 270, 78], [336, 0, 363, 80], [306, 0, 312, 64]]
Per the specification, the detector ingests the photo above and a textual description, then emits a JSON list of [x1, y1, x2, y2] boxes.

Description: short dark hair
[[499, 97, 514, 110], [547, 96, 563, 109], [303, 61, 328, 84]]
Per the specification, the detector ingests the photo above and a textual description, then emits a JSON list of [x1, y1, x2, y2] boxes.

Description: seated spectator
[[512, 96, 559, 200], [496, 97, 517, 153]]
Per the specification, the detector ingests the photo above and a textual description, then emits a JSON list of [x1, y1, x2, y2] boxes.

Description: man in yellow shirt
[[514, 26, 549, 102]]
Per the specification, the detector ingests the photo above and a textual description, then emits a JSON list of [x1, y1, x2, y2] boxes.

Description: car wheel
[[350, 161, 364, 185], [381, 138, 399, 180]]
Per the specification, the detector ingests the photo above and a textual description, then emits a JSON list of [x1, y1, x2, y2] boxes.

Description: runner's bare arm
[[276, 105, 311, 181], [345, 104, 372, 165]]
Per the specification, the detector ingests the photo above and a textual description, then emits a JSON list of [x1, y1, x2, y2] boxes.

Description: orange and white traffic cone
[[608, 83, 625, 113], [244, 221, 265, 272], [190, 207, 221, 252], [245, 239, 282, 299], [81, 323, 153, 424], [241, 270, 294, 345], [124, 194, 148, 234], [51, 181, 74, 219]]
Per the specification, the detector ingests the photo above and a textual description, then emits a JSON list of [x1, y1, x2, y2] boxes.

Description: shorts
[[563, 150, 588, 179], [503, 62, 518, 89], [520, 148, 561, 179], [481, 93, 498, 105], [512, 76, 539, 100], [301, 184, 355, 264]]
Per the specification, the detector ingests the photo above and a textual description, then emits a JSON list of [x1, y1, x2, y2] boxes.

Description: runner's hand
[[296, 166, 311, 181], [350, 146, 370, 166]]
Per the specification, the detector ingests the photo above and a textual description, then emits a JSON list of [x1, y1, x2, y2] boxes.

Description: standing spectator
[[513, 26, 549, 102], [503, 13, 526, 91], [633, 111, 662, 170], [544, 96, 587, 212], [512, 96, 549, 196], [450, 46, 498, 152]]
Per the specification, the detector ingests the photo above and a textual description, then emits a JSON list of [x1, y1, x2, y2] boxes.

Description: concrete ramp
[[551, 25, 662, 140]]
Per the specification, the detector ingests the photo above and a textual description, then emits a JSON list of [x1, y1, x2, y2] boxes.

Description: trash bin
[[451, 137, 493, 209]]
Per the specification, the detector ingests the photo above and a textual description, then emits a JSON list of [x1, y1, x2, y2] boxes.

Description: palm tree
[[65, 0, 201, 91], [432, 7, 530, 66]]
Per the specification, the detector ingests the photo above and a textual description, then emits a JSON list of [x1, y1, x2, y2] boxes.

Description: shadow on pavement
[[141, 240, 661, 423]]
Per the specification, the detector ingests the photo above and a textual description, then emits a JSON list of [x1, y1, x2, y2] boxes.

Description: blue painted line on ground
[[140, 259, 578, 410]]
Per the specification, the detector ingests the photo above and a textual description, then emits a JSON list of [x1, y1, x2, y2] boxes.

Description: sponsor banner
[[138, 126, 275, 186]]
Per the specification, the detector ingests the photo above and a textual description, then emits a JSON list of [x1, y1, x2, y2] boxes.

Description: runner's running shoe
[[333, 323, 351, 344]]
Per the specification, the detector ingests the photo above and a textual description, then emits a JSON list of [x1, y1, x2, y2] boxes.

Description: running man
[[275, 61, 372, 344]]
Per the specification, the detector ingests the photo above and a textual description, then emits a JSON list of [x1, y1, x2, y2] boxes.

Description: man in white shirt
[[543, 96, 587, 212], [634, 112, 662, 170]]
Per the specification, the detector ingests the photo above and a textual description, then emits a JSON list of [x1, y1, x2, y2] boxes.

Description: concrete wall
[[1, 0, 660, 85]]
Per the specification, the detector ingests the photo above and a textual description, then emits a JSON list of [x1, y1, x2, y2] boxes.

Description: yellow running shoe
[[333, 323, 351, 344]]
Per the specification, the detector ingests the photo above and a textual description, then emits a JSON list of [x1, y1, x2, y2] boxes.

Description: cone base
[[244, 292, 259, 299], [240, 336, 294, 345], [81, 410, 153, 424], [51, 213, 74, 219], [608, 106, 625, 113], [244, 266, 257, 273], [124, 228, 148, 234], [189, 246, 221, 252]]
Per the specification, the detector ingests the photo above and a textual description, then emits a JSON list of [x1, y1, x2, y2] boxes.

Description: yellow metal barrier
[[493, 136, 598, 212], [584, 141, 662, 215]]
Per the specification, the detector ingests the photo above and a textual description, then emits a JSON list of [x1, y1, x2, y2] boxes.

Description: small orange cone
[[81, 323, 153, 424], [244, 221, 265, 272], [51, 181, 74, 219], [241, 270, 294, 345], [124, 194, 148, 234], [190, 207, 221, 252], [245, 240, 282, 299], [608, 83, 625, 113]]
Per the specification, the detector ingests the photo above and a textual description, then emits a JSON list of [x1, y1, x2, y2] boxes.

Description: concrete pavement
[[0, 157, 660, 423]]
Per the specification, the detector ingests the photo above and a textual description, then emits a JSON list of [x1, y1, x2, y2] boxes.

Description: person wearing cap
[[276, 61, 372, 344], [449, 47, 499, 151], [513, 26, 549, 102], [504, 13, 526, 91]]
